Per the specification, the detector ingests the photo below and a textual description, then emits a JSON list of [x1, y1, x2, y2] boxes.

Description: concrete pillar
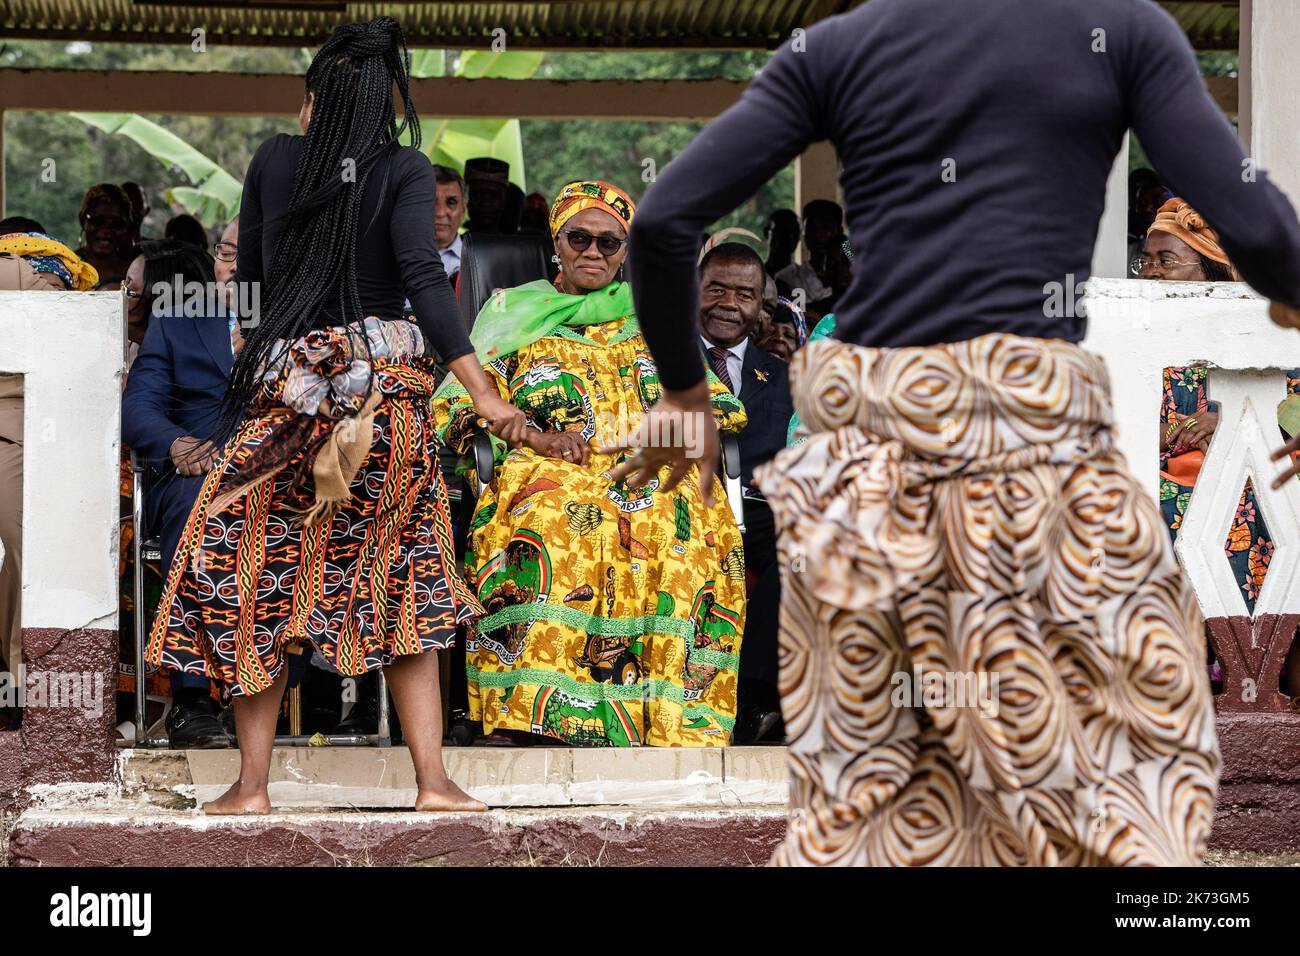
[[1238, 0, 1253, 149], [1246, 0, 1300, 205], [794, 141, 839, 263], [794, 141, 838, 213], [1091, 132, 1131, 279]]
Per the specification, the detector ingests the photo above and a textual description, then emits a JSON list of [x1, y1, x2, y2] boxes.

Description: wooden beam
[[0, 69, 748, 120]]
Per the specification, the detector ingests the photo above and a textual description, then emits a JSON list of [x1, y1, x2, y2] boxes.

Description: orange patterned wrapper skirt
[[147, 319, 482, 697]]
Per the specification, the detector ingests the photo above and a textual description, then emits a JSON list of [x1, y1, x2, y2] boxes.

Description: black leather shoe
[[732, 706, 784, 745], [166, 697, 231, 749], [752, 709, 785, 744], [333, 673, 380, 736], [447, 708, 479, 746], [220, 704, 236, 742]]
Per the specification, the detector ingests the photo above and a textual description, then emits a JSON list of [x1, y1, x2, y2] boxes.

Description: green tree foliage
[[3, 41, 303, 244], [524, 51, 794, 238], [2, 41, 795, 247]]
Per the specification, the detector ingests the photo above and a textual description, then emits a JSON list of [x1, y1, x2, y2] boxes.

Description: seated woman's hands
[[1163, 410, 1219, 455], [527, 430, 590, 466]]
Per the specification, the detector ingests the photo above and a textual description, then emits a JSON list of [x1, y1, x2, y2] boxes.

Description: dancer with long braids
[[147, 17, 526, 814], [616, 0, 1300, 864]]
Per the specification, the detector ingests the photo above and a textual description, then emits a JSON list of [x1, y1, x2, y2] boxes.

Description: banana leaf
[[1278, 393, 1300, 439], [71, 112, 242, 226], [413, 49, 543, 189]]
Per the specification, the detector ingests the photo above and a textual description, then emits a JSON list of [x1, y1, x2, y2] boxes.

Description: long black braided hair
[[220, 16, 420, 438]]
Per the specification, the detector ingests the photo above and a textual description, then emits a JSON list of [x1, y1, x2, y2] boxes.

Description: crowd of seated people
[[4, 156, 1279, 741]]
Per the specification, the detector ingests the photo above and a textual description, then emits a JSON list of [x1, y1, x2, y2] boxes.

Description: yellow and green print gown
[[434, 315, 747, 746]]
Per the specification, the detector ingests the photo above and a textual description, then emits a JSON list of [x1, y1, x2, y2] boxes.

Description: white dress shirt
[[700, 335, 748, 393], [439, 233, 463, 279]]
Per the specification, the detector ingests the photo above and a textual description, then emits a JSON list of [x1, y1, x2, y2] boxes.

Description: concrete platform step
[[9, 798, 787, 867], [119, 745, 789, 810]]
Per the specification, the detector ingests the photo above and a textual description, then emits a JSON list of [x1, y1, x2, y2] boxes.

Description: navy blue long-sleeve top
[[630, 0, 1300, 390], [237, 133, 474, 364]]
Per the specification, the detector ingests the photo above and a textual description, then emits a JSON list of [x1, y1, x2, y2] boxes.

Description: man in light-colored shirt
[[439, 232, 462, 283], [432, 165, 468, 290]]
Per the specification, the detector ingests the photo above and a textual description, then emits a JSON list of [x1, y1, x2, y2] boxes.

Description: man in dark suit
[[122, 227, 240, 748], [697, 243, 793, 744]]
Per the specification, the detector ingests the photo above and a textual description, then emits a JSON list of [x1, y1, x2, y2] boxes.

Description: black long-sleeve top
[[237, 133, 474, 363], [629, 0, 1300, 390]]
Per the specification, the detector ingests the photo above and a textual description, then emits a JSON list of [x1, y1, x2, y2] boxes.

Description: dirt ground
[[1204, 849, 1300, 867], [0, 813, 1292, 869], [0, 811, 13, 868]]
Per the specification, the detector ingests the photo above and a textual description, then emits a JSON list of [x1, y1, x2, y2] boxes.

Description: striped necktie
[[707, 345, 733, 392]]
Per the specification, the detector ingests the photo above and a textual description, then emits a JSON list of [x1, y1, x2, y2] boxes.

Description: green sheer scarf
[[433, 278, 635, 403], [471, 278, 633, 361]]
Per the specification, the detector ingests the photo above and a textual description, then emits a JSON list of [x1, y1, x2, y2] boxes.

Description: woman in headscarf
[[434, 180, 748, 747], [0, 228, 99, 292], [1141, 198, 1300, 615]]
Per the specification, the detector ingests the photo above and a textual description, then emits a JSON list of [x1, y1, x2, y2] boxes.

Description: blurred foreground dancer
[[618, 0, 1300, 865], [147, 17, 525, 814]]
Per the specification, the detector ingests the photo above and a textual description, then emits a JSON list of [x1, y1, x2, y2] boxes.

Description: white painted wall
[[1090, 133, 1131, 280], [1249, 0, 1300, 206], [0, 290, 122, 631], [1083, 277, 1300, 619]]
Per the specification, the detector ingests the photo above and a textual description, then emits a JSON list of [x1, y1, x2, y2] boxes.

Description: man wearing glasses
[[122, 217, 243, 748]]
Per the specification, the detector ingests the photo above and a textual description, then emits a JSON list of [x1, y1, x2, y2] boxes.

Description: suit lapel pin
[[755, 369, 768, 383]]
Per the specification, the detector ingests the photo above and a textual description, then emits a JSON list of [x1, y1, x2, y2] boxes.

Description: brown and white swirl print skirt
[[754, 334, 1219, 866]]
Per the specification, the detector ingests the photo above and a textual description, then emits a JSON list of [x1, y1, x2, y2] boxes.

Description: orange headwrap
[[1147, 198, 1233, 268], [548, 180, 636, 238]]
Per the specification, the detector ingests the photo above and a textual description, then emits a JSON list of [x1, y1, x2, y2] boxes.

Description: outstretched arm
[[629, 36, 830, 392]]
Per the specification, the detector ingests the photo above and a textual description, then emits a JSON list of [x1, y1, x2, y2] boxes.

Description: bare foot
[[415, 777, 488, 812], [202, 781, 271, 815]]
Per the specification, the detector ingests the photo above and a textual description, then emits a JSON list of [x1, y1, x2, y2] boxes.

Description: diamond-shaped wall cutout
[[1224, 476, 1275, 616]]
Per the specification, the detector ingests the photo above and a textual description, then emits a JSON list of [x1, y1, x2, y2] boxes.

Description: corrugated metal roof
[[0, 0, 859, 48], [1162, 2, 1240, 51], [0, 1, 1240, 50]]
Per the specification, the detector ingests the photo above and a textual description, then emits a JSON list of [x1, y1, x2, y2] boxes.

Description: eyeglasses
[[124, 287, 145, 302], [84, 214, 129, 231], [214, 241, 238, 263], [1130, 255, 1201, 276], [561, 228, 627, 257]]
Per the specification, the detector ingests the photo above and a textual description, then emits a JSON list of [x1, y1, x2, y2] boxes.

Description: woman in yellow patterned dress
[[433, 180, 747, 746]]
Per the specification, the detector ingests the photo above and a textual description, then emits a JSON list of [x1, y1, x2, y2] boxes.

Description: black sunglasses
[[562, 228, 627, 257]]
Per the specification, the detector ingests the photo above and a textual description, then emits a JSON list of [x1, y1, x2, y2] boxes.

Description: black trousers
[[739, 499, 780, 695]]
